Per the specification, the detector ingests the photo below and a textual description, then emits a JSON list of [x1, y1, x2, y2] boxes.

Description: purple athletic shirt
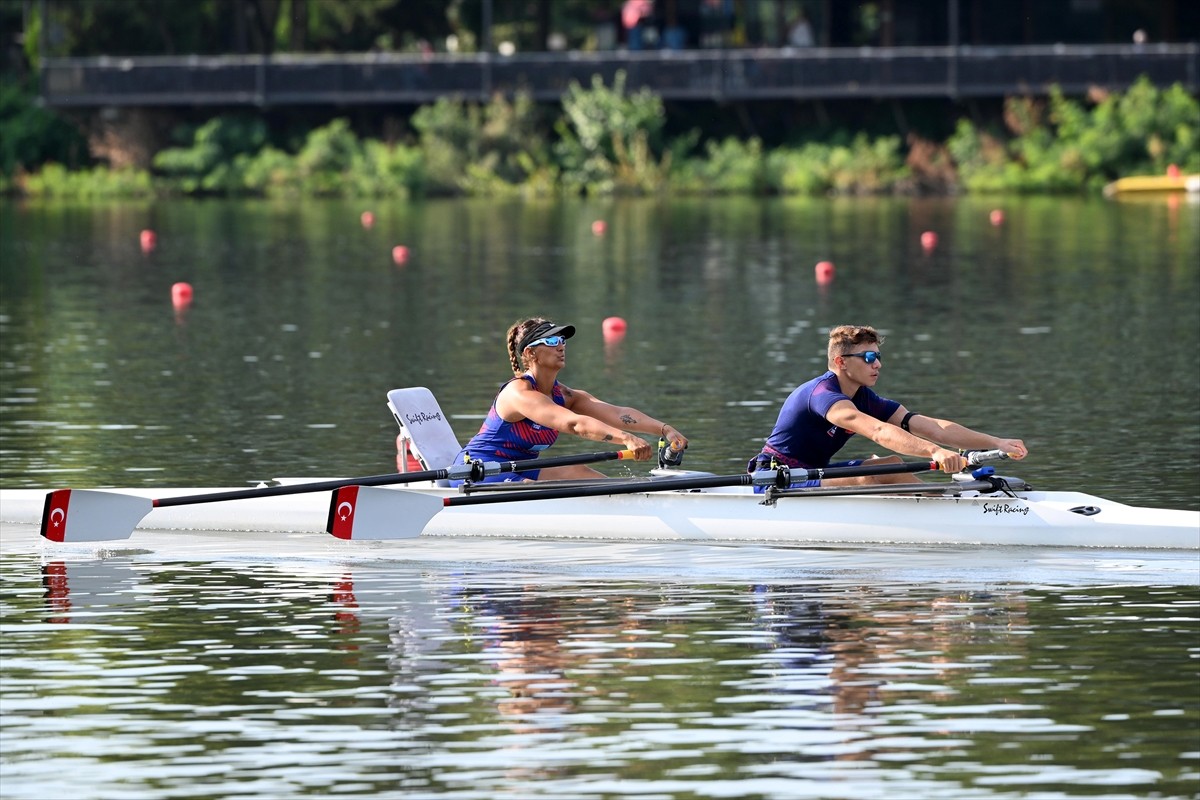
[[758, 371, 901, 469]]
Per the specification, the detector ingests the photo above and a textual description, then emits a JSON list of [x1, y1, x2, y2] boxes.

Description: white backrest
[[387, 387, 462, 471]]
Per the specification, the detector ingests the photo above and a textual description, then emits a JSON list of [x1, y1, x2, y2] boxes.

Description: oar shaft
[[441, 459, 942, 508], [153, 449, 634, 508], [798, 460, 938, 481], [444, 472, 755, 507], [152, 472, 439, 508], [491, 448, 634, 474], [784, 450, 1005, 484], [771, 479, 996, 499]]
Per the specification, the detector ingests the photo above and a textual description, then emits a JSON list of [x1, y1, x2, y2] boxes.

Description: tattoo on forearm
[[602, 434, 614, 442], [620, 414, 637, 425]]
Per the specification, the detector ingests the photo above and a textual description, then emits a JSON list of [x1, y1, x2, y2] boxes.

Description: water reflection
[[7, 556, 1197, 797], [41, 560, 72, 623], [329, 573, 362, 653]]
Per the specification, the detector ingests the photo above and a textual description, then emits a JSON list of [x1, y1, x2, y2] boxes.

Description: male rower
[[747, 324, 1027, 488]]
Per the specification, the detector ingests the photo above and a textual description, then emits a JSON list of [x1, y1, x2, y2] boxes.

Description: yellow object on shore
[[1103, 174, 1200, 197]]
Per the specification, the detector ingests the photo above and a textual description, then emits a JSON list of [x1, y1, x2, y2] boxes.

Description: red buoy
[[140, 229, 157, 253], [814, 261, 835, 285], [392, 245, 409, 265], [602, 316, 627, 342], [171, 282, 193, 310], [361, 211, 375, 229], [920, 231, 938, 251], [591, 220, 607, 236], [989, 209, 1005, 226]]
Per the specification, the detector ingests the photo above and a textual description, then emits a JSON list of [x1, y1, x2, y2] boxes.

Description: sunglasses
[[526, 335, 567, 349], [843, 350, 882, 364]]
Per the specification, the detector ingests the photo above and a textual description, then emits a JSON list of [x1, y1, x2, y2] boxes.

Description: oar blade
[[40, 489, 153, 543], [327, 486, 441, 541]]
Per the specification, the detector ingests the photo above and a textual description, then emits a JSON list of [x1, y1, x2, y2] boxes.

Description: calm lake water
[[1, 195, 1198, 799], [1, 194, 1197, 506]]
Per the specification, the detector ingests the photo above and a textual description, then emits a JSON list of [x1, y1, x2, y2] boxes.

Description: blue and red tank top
[[451, 375, 565, 482]]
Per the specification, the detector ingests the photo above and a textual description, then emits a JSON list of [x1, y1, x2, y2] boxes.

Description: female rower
[[449, 316, 689, 485]]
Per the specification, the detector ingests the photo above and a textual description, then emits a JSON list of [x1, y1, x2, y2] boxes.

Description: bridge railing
[[40, 43, 1198, 107]]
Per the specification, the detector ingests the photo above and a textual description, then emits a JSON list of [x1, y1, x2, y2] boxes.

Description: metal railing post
[[256, 55, 267, 108], [482, 0, 493, 98], [948, 0, 959, 98]]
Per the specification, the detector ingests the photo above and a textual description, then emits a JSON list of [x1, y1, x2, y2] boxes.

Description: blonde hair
[[827, 325, 883, 367], [506, 317, 550, 375]]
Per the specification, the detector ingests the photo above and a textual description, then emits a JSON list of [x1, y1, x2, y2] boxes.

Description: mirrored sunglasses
[[526, 335, 566, 349], [843, 350, 882, 364]]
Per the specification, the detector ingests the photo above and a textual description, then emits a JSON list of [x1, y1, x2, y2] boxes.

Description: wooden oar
[[40, 449, 636, 543], [327, 455, 996, 541]]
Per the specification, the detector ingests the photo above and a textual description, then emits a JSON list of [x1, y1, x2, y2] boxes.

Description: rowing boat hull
[[423, 488, 1199, 550], [3, 482, 1197, 550]]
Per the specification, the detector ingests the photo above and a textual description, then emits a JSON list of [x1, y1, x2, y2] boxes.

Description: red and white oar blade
[[40, 489, 153, 543], [327, 486, 440, 541]]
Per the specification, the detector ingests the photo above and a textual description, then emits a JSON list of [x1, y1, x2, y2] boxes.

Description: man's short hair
[[828, 325, 883, 365]]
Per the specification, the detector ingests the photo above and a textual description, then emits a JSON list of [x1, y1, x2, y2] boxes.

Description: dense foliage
[[947, 79, 1200, 193], [3, 74, 1196, 198], [0, 77, 89, 191], [5, 0, 618, 61]]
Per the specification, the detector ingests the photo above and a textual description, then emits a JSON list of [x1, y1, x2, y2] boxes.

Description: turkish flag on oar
[[41, 489, 154, 543], [40, 449, 636, 543]]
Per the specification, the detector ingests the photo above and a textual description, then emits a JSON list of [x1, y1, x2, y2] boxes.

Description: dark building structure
[[30, 0, 1198, 109]]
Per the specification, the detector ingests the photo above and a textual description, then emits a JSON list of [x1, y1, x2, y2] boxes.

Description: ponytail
[[505, 317, 549, 375]]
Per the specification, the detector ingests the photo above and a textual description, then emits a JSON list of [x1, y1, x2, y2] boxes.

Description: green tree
[[0, 77, 87, 176], [949, 77, 1199, 193], [554, 70, 670, 195], [411, 92, 549, 195], [35, 0, 226, 56]]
